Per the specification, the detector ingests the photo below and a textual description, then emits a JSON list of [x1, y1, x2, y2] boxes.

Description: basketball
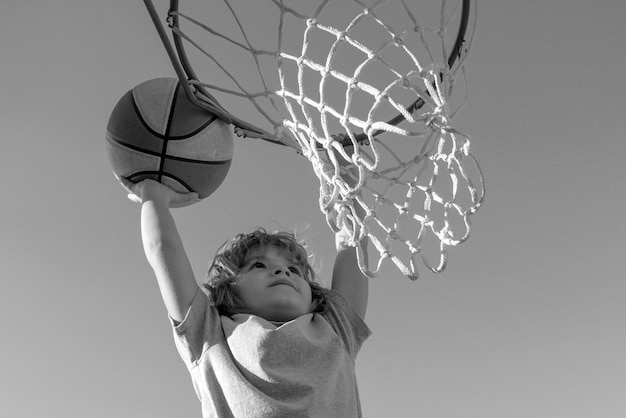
[[106, 77, 233, 200]]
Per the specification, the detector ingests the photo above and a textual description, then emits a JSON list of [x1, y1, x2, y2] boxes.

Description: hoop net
[[150, 0, 484, 279]]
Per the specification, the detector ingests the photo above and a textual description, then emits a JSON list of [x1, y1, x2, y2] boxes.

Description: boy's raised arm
[[122, 178, 199, 322], [328, 147, 369, 320], [332, 228, 369, 320]]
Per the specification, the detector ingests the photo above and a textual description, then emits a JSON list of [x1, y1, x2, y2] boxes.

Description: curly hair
[[203, 228, 328, 317]]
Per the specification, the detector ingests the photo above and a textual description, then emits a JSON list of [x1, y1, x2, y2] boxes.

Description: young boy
[[121, 177, 370, 417]]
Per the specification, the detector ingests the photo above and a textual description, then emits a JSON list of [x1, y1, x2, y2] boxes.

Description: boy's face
[[232, 245, 313, 322]]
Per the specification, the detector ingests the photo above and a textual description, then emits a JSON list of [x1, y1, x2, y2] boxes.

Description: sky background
[[2, 1, 625, 417]]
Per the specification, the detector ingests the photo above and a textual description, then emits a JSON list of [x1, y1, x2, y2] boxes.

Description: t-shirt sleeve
[[322, 289, 372, 359], [168, 287, 223, 368]]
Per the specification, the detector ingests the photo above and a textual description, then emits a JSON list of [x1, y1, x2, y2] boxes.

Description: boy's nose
[[273, 266, 290, 277]]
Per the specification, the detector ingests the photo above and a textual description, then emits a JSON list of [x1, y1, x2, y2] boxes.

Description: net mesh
[[158, 0, 484, 279]]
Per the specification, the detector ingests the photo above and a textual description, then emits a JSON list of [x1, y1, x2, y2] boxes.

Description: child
[[121, 177, 371, 418]]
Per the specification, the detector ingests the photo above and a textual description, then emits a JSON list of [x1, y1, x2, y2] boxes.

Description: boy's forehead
[[245, 245, 295, 262]]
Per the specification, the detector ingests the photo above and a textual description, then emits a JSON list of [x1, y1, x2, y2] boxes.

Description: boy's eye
[[288, 266, 302, 275], [251, 262, 265, 269]]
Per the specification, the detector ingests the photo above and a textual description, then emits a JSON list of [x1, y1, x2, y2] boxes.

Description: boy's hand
[[118, 177, 200, 208]]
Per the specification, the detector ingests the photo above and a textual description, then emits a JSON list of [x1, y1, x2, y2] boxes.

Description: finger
[[180, 192, 200, 204], [171, 193, 200, 208], [127, 193, 142, 204], [117, 175, 134, 191]]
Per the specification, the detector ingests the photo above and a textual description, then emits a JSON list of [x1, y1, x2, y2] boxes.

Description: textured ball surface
[[106, 77, 233, 199]]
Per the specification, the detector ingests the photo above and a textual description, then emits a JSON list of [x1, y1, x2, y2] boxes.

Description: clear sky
[[2, 1, 625, 417]]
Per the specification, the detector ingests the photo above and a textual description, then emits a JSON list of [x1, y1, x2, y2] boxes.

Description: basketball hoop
[[142, 0, 484, 279]]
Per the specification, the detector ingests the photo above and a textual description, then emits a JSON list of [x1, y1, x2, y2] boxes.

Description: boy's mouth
[[270, 279, 295, 289]]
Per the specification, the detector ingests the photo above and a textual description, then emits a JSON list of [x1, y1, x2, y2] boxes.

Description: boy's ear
[[207, 256, 239, 287]]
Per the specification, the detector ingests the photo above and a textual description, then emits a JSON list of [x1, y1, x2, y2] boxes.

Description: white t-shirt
[[170, 288, 371, 418]]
